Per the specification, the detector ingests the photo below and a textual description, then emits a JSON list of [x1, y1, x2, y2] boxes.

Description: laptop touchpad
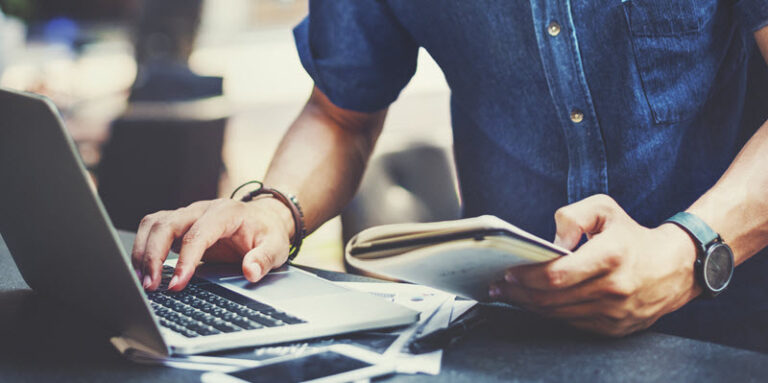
[[221, 271, 350, 301]]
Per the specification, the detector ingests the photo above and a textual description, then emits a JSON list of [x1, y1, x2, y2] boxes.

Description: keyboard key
[[197, 284, 273, 311], [210, 318, 236, 333], [190, 311, 210, 322], [245, 313, 284, 328], [269, 311, 306, 325], [220, 323, 242, 333], [231, 317, 262, 330], [183, 330, 199, 338], [197, 326, 221, 336]]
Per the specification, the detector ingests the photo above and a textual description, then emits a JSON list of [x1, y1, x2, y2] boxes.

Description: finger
[[543, 300, 656, 337], [142, 210, 202, 290], [170, 202, 241, 291], [131, 212, 163, 278], [168, 202, 212, 254], [553, 194, 619, 249], [505, 236, 619, 290], [491, 287, 633, 337], [527, 305, 634, 337], [242, 235, 289, 283], [534, 298, 628, 324], [492, 276, 610, 308]]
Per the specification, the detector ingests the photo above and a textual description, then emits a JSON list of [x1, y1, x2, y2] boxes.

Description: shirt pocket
[[623, 0, 740, 124]]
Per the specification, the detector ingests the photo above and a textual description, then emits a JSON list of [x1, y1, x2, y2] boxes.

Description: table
[[1, 231, 767, 382]]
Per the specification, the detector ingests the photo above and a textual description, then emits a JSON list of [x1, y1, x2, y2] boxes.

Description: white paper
[[450, 300, 478, 322], [335, 281, 456, 375]]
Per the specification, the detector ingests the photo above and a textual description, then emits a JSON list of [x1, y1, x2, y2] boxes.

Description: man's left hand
[[489, 194, 702, 336]]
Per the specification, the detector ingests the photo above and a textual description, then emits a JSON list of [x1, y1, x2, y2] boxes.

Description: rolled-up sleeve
[[734, 0, 768, 32], [293, 1, 419, 113]]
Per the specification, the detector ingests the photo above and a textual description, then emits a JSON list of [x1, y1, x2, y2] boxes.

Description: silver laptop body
[[0, 88, 418, 356]]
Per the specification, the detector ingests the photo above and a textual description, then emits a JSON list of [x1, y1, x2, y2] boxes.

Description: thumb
[[553, 194, 618, 250], [241, 238, 289, 283]]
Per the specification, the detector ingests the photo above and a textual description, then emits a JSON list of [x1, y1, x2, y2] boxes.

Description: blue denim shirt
[[293, 1, 768, 349], [294, 0, 768, 241]]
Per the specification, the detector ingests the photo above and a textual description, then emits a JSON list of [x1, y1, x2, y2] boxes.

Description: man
[[132, 1, 768, 349]]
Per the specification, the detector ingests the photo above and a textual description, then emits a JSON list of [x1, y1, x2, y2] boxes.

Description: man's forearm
[[686, 27, 768, 264], [263, 87, 387, 235], [688, 119, 768, 264]]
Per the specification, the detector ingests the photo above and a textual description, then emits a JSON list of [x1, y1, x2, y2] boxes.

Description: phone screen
[[228, 351, 373, 383]]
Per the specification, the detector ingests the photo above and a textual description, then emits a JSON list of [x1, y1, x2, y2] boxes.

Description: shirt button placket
[[530, 0, 609, 202]]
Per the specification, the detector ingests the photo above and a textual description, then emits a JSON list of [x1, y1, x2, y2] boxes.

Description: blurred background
[[0, 0, 457, 272]]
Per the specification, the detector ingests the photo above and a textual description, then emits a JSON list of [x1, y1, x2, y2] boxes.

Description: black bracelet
[[230, 181, 306, 262]]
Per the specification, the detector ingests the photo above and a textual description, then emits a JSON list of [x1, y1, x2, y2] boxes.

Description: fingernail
[[142, 275, 152, 289], [168, 275, 179, 290], [251, 263, 262, 278], [489, 285, 501, 298], [505, 271, 518, 284], [136, 269, 143, 281]]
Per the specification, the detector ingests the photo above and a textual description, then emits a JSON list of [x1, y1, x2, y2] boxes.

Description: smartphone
[[200, 345, 394, 383]]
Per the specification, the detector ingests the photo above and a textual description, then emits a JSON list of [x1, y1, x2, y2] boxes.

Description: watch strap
[[664, 212, 719, 250]]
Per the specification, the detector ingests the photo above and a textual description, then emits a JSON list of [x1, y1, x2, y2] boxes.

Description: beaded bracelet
[[230, 181, 306, 262]]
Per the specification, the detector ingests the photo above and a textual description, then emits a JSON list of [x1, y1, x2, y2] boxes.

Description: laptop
[[0, 88, 418, 356]]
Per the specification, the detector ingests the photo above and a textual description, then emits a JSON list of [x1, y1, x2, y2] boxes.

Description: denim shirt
[[294, 0, 768, 241]]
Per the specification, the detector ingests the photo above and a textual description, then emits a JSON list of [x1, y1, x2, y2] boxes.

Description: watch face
[[703, 243, 734, 292]]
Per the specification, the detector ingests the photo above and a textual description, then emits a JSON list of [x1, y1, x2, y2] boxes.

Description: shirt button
[[570, 109, 584, 123], [547, 22, 561, 37]]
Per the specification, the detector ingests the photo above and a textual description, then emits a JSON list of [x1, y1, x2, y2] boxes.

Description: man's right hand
[[131, 197, 295, 292], [130, 86, 387, 292]]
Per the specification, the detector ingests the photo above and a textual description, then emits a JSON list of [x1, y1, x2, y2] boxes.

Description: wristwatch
[[664, 212, 734, 298]]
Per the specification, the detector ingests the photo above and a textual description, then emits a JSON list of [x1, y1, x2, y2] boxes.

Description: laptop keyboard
[[145, 266, 306, 338]]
